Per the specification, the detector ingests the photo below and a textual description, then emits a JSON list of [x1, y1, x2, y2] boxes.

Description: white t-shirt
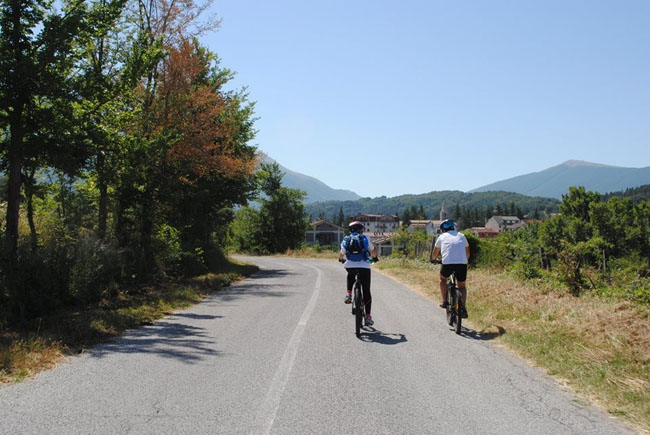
[[434, 231, 469, 265], [340, 234, 375, 269]]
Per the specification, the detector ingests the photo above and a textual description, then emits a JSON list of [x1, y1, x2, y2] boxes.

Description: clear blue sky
[[204, 0, 650, 198]]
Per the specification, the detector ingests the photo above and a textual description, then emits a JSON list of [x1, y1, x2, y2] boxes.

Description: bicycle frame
[[352, 273, 365, 336], [445, 272, 463, 334]]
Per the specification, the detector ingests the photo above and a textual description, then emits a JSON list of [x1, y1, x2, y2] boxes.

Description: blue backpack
[[344, 232, 369, 261]]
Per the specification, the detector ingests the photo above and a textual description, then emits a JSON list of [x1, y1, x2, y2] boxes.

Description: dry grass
[[376, 259, 650, 433], [282, 246, 339, 259], [0, 335, 64, 383]]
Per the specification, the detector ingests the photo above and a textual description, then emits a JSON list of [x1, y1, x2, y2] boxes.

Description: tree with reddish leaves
[[157, 39, 257, 266]]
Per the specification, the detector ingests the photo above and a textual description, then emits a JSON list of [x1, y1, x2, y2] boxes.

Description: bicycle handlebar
[[340, 257, 380, 264], [430, 259, 442, 265]]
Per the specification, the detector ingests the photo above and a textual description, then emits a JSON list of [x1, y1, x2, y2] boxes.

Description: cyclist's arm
[[370, 248, 377, 258], [431, 246, 441, 262], [465, 246, 470, 260]]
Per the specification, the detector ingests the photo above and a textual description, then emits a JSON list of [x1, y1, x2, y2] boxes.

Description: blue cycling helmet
[[440, 219, 456, 232]]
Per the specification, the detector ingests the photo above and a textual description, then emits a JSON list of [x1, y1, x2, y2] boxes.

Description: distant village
[[305, 202, 540, 256]]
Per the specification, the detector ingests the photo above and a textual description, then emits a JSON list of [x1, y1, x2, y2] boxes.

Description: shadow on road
[[459, 325, 507, 341], [211, 268, 297, 302], [90, 320, 220, 363], [86, 268, 300, 364], [248, 268, 294, 279], [357, 328, 407, 345], [173, 313, 221, 320]]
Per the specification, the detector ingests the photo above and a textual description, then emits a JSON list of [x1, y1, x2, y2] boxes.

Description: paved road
[[0, 257, 635, 434]]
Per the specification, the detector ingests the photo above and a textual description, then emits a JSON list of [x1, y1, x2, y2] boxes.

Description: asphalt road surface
[[0, 257, 636, 434]]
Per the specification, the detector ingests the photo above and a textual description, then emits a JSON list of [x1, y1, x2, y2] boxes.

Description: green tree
[[227, 207, 262, 253], [336, 205, 344, 226], [560, 186, 601, 222], [0, 0, 116, 255], [257, 163, 308, 253]]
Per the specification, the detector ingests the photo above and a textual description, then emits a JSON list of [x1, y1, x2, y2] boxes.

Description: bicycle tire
[[354, 284, 363, 336], [446, 285, 455, 326], [454, 288, 462, 335]]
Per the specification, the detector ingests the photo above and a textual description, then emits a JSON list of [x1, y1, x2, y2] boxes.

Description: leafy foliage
[[227, 163, 309, 254], [473, 186, 650, 302], [0, 1, 259, 326]]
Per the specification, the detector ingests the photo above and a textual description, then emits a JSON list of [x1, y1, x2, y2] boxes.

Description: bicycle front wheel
[[354, 286, 363, 336], [454, 289, 462, 334], [446, 288, 455, 326]]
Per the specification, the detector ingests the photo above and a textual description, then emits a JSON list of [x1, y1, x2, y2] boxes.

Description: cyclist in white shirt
[[430, 219, 470, 318]]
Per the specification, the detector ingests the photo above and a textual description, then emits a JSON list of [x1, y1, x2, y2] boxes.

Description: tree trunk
[[5, 120, 24, 257], [98, 180, 108, 240], [6, 154, 22, 256], [97, 153, 108, 240], [24, 170, 38, 252], [140, 184, 156, 274]]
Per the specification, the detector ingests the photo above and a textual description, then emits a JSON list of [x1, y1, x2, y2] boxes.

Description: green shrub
[[154, 224, 183, 275], [1, 246, 67, 321], [68, 237, 123, 304], [179, 247, 208, 277]]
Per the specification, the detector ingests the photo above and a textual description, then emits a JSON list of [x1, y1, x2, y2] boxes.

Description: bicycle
[[351, 271, 364, 337], [431, 260, 464, 335], [340, 258, 378, 337]]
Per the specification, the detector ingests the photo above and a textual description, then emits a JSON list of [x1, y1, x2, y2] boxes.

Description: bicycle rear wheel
[[354, 285, 363, 336], [446, 286, 455, 326], [454, 288, 462, 334]]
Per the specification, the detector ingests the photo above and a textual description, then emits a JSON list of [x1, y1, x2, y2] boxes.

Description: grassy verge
[[375, 258, 650, 433], [283, 245, 340, 259], [0, 258, 258, 385]]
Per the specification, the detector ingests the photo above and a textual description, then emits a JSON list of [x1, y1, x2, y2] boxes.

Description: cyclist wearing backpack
[[430, 219, 470, 318], [339, 221, 379, 326]]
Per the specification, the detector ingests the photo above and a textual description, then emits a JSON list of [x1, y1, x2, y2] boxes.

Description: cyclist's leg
[[456, 265, 468, 315], [457, 280, 467, 305], [439, 265, 451, 306], [344, 268, 355, 303], [359, 268, 372, 315], [439, 273, 448, 302], [346, 269, 355, 292]]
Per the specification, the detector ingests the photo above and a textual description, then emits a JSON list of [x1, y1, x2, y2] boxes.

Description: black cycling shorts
[[440, 264, 468, 282]]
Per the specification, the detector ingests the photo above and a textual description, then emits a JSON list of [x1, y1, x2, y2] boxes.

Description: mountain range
[[259, 154, 361, 204], [264, 154, 650, 205], [470, 160, 650, 199]]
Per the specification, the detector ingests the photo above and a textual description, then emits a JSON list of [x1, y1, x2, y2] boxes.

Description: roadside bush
[[473, 238, 512, 269], [179, 247, 208, 277], [462, 231, 480, 266], [511, 258, 542, 280], [68, 237, 123, 304], [0, 246, 67, 321], [154, 224, 183, 275]]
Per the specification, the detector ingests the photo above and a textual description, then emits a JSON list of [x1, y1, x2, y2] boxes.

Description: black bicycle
[[351, 272, 364, 337], [340, 258, 378, 337], [431, 260, 464, 334], [445, 270, 463, 335]]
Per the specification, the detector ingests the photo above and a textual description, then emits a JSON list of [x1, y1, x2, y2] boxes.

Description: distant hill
[[259, 154, 361, 204], [602, 184, 650, 203], [305, 190, 559, 221], [470, 160, 650, 199]]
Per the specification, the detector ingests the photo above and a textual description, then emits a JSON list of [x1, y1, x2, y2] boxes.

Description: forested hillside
[[602, 184, 650, 203], [305, 190, 559, 223]]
